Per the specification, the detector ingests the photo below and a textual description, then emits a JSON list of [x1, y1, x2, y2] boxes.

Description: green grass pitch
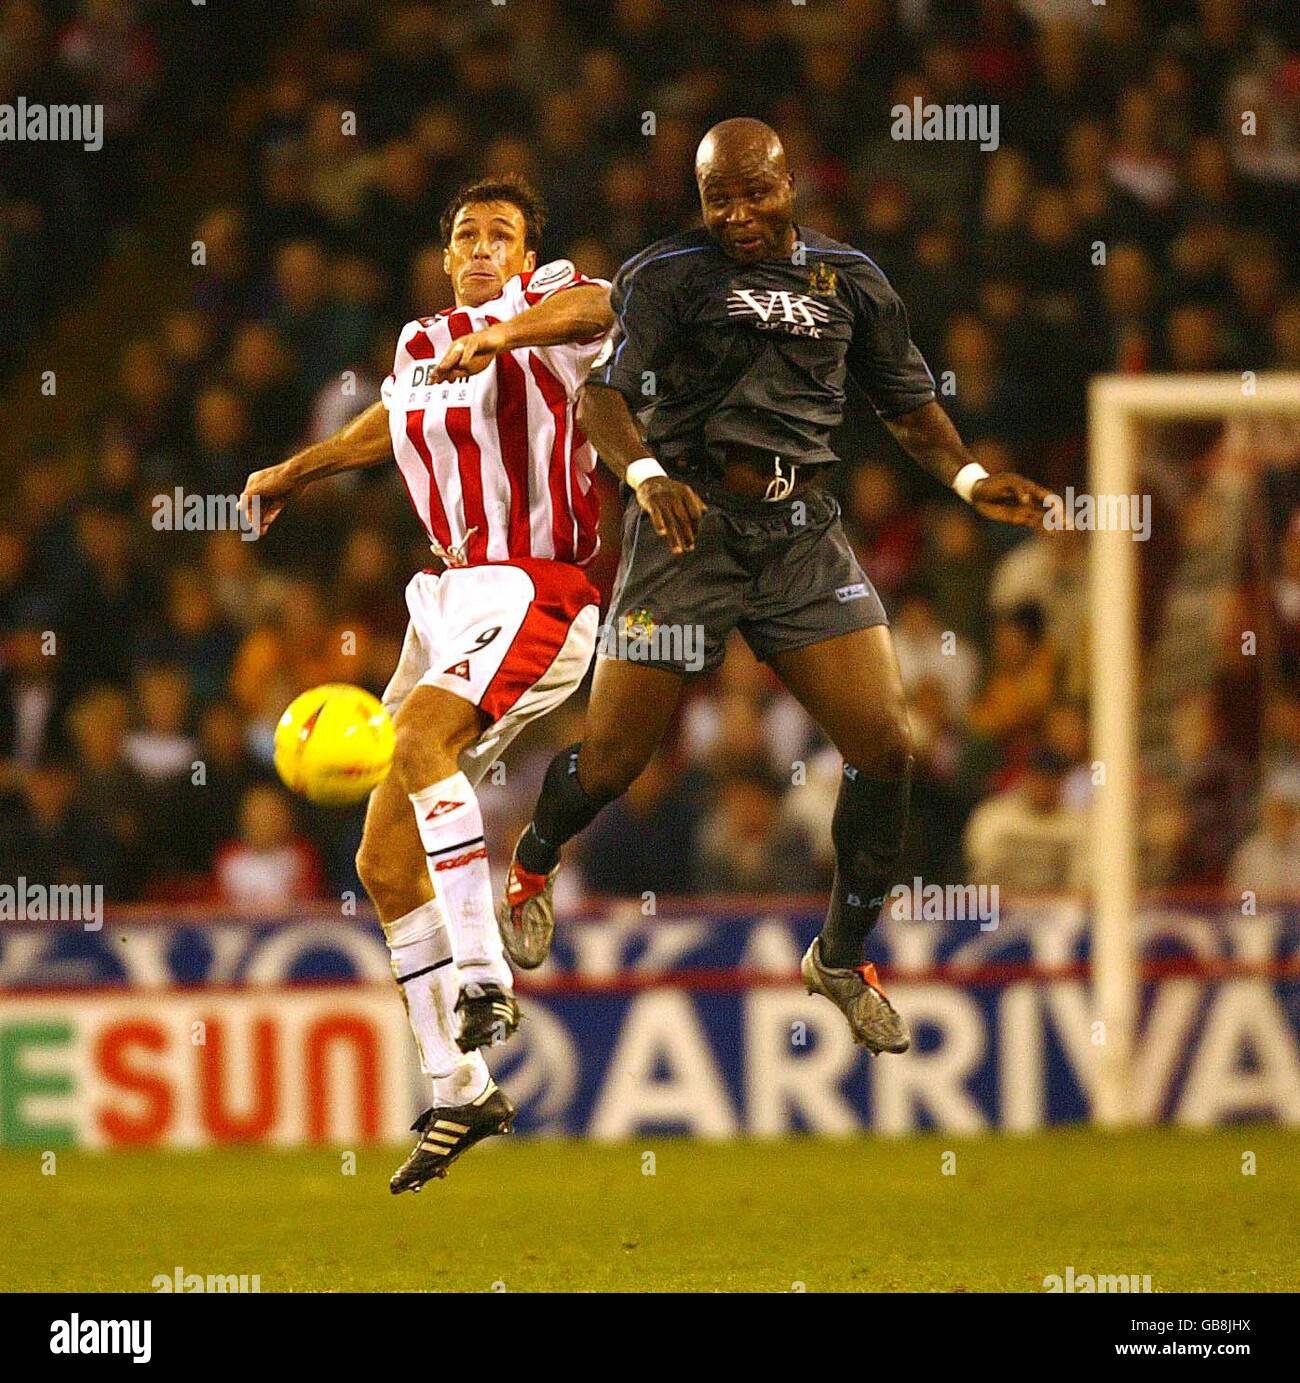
[[3, 1126, 1295, 1292]]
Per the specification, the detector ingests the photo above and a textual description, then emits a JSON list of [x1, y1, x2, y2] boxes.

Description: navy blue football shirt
[[590, 224, 936, 466]]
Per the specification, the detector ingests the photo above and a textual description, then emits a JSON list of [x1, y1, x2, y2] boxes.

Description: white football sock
[[411, 771, 513, 989], [383, 899, 489, 1107]]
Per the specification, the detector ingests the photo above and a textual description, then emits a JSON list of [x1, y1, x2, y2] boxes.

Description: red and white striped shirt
[[381, 261, 610, 567]]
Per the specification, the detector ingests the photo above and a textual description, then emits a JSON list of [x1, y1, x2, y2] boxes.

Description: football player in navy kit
[[499, 117, 1055, 1053]]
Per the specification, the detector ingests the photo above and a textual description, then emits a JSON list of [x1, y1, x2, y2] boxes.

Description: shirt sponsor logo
[[407, 362, 478, 396], [726, 289, 832, 337], [835, 582, 868, 602]]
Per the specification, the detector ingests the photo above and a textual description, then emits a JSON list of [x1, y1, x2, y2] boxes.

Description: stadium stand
[[2, 0, 1299, 903]]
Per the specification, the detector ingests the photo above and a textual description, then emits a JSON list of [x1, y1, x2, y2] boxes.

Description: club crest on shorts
[[623, 607, 656, 641], [444, 659, 470, 679]]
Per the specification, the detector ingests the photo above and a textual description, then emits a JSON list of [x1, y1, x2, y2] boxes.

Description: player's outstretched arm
[[577, 382, 706, 556], [430, 283, 613, 383], [883, 399, 1058, 528], [239, 399, 393, 535]]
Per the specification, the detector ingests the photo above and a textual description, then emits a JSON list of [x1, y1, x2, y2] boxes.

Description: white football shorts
[[382, 558, 600, 787]]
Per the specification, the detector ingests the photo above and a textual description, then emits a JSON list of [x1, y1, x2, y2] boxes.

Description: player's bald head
[[695, 118, 788, 186], [694, 118, 795, 264]]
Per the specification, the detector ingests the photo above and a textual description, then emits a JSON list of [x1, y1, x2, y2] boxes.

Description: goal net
[[1088, 373, 1300, 1124]]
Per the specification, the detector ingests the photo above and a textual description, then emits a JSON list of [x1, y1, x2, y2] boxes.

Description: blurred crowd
[[3, 0, 1300, 907], [0, 0, 284, 373], [0, 0, 155, 372]]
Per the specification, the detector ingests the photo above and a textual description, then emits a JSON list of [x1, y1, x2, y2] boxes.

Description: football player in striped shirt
[[240, 176, 612, 1191]]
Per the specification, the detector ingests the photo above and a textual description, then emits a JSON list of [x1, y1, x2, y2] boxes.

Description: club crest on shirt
[[808, 262, 838, 296]]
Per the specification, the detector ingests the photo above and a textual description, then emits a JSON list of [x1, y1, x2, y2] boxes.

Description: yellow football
[[273, 683, 395, 806]]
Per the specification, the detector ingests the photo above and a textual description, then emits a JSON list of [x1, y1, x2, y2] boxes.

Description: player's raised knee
[[877, 713, 914, 778], [391, 691, 476, 790], [852, 711, 913, 781], [391, 716, 436, 789], [576, 729, 650, 801]]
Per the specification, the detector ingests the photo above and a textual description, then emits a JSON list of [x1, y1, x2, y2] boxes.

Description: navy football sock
[[516, 744, 609, 874], [817, 758, 913, 970]]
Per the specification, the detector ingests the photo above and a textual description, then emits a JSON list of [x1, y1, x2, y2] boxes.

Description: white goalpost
[[1087, 372, 1300, 1127]]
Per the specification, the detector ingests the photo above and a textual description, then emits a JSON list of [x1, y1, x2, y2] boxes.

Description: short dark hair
[[439, 174, 547, 251]]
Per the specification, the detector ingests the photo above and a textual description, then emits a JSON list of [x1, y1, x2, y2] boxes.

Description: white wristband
[[952, 462, 990, 504], [625, 457, 667, 491]]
